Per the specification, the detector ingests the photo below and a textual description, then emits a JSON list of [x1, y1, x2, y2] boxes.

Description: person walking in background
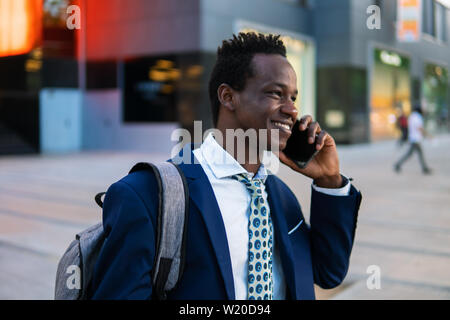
[[394, 104, 432, 175], [396, 109, 408, 146]]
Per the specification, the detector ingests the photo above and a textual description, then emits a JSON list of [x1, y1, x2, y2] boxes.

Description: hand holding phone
[[277, 116, 342, 188], [282, 120, 320, 169]]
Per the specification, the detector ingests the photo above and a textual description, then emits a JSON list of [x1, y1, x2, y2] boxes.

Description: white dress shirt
[[408, 111, 424, 143], [192, 133, 350, 300]]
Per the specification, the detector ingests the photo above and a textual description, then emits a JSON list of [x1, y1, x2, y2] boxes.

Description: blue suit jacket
[[89, 146, 362, 300]]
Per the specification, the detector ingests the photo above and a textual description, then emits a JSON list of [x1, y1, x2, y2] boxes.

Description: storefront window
[[123, 53, 205, 124], [124, 57, 178, 122], [423, 63, 448, 132], [370, 48, 411, 140]]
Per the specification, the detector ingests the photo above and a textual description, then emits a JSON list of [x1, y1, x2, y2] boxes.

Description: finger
[[299, 115, 312, 131], [315, 130, 328, 150], [307, 121, 321, 144]]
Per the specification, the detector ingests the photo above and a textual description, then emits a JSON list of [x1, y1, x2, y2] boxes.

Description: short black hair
[[413, 102, 423, 114], [208, 32, 287, 127]]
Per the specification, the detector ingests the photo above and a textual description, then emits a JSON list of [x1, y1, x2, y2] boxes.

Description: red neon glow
[[0, 0, 42, 57]]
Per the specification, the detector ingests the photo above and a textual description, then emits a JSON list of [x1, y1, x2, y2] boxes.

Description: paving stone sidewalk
[[0, 135, 449, 299]]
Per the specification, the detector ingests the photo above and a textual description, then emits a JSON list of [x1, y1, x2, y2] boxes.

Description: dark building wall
[[317, 66, 368, 144], [200, 0, 313, 52], [0, 54, 41, 154], [84, 0, 201, 60], [313, 0, 352, 66]]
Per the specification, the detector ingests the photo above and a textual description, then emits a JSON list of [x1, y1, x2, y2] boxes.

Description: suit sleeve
[[309, 184, 362, 289], [89, 180, 156, 299]]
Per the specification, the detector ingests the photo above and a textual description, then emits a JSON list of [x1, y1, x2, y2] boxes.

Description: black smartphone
[[282, 120, 320, 169]]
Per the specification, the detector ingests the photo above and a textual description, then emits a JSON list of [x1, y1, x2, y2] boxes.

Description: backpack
[[399, 115, 408, 129], [54, 161, 189, 300]]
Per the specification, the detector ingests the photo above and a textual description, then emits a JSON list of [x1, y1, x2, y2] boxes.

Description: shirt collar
[[199, 132, 270, 182]]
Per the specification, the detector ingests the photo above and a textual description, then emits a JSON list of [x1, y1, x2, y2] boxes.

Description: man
[[394, 104, 432, 175], [89, 33, 362, 300], [396, 109, 408, 146]]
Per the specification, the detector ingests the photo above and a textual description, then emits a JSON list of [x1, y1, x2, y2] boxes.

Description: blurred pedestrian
[[396, 109, 408, 146], [394, 104, 432, 174]]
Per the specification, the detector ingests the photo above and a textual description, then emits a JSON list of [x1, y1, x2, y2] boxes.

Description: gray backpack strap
[[150, 162, 189, 300]]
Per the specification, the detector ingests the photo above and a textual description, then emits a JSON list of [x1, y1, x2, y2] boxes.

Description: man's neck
[[215, 126, 263, 175]]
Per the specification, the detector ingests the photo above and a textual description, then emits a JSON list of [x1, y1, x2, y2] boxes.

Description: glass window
[[123, 56, 179, 123], [370, 48, 411, 140], [423, 63, 449, 132], [123, 53, 206, 124], [422, 0, 448, 42], [422, 0, 435, 36], [434, 2, 447, 42]]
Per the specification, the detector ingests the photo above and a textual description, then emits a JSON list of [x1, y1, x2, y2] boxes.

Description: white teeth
[[273, 122, 290, 131]]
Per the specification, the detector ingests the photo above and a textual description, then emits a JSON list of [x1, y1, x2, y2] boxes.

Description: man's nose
[[281, 99, 298, 122]]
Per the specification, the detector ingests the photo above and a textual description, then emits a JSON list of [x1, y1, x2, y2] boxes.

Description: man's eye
[[268, 91, 282, 97]]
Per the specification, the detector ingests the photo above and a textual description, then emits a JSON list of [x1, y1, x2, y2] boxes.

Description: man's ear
[[217, 84, 236, 112]]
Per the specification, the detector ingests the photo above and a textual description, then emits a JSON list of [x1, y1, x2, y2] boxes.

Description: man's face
[[232, 53, 299, 151]]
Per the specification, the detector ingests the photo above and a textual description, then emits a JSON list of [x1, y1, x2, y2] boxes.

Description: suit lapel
[[176, 146, 235, 300], [265, 175, 298, 300]]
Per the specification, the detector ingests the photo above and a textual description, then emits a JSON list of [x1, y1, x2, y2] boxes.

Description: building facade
[[315, 0, 450, 143], [0, 0, 449, 155]]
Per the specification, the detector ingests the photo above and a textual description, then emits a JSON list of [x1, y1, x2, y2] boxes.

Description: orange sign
[[0, 0, 43, 57], [397, 0, 422, 42], [400, 0, 419, 6]]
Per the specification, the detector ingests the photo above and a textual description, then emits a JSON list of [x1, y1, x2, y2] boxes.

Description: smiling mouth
[[271, 121, 291, 132]]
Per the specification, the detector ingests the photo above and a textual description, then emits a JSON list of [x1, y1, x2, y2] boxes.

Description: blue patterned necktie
[[232, 173, 273, 300]]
